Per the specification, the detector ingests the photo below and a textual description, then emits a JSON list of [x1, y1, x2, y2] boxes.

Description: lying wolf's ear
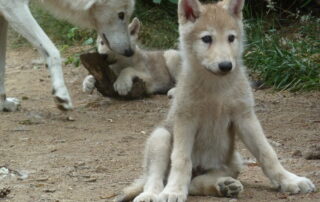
[[178, 0, 201, 23], [129, 17, 141, 36], [226, 0, 244, 18]]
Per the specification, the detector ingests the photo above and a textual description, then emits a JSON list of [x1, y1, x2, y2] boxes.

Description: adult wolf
[[116, 0, 316, 201], [0, 0, 135, 111]]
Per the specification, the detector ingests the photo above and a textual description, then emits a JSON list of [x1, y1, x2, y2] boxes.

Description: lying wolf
[[83, 18, 181, 97], [0, 0, 135, 111], [116, 0, 316, 201]]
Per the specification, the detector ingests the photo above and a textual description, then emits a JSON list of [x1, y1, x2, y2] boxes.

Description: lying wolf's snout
[[219, 62, 233, 73], [124, 48, 134, 57]]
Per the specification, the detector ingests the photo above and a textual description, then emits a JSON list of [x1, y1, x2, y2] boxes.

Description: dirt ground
[[0, 47, 319, 202]]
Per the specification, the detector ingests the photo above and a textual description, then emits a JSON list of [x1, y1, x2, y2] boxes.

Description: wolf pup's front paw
[[82, 75, 96, 93], [158, 189, 187, 202], [278, 172, 316, 194], [113, 77, 132, 96], [133, 192, 158, 202]]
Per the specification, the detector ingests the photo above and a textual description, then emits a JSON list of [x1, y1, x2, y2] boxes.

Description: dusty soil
[[0, 47, 319, 202]]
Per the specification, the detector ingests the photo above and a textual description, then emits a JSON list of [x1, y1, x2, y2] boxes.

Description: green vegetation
[[245, 16, 320, 91], [8, 0, 320, 91]]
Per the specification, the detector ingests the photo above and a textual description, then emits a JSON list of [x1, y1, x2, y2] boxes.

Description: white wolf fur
[[83, 18, 182, 96], [0, 0, 134, 111], [116, 0, 316, 201]]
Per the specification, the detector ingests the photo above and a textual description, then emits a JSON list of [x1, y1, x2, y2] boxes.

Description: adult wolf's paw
[[279, 172, 316, 194], [158, 190, 187, 202], [167, 88, 176, 99], [216, 177, 243, 198], [82, 75, 96, 93], [0, 97, 21, 112], [52, 86, 73, 111], [113, 77, 132, 96], [133, 192, 158, 202]]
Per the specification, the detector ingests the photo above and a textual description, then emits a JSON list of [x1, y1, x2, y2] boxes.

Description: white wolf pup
[[83, 18, 181, 96], [116, 0, 316, 201]]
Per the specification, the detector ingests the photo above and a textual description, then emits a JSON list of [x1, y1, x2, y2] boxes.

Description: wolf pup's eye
[[201, 35, 212, 44], [228, 34, 235, 43], [118, 12, 125, 20]]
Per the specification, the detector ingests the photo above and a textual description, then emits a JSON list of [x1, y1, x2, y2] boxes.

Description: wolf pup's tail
[[115, 177, 145, 202]]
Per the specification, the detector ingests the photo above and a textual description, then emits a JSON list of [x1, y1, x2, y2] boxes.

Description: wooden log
[[80, 53, 148, 99]]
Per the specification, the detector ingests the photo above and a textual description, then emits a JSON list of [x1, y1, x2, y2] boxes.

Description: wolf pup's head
[[88, 0, 135, 57], [178, 0, 245, 75], [97, 17, 141, 56]]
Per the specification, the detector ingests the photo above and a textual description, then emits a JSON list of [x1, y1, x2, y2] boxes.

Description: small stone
[[51, 149, 58, 153], [0, 188, 11, 198], [67, 116, 75, 121], [84, 178, 97, 183], [269, 139, 281, 147], [43, 189, 56, 193], [292, 150, 302, 157], [304, 145, 320, 160], [36, 177, 49, 182]]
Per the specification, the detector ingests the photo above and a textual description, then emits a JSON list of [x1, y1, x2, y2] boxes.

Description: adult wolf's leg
[[0, 0, 72, 110], [0, 15, 20, 112]]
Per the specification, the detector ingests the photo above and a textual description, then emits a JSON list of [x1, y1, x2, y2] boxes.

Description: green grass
[[9, 1, 96, 48], [134, 0, 178, 49], [8, 1, 320, 91], [244, 16, 320, 91]]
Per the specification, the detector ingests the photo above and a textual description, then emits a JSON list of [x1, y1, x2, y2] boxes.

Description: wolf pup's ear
[[226, 0, 245, 18], [129, 17, 141, 36], [178, 0, 201, 23]]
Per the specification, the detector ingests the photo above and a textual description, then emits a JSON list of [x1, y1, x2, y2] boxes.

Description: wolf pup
[[116, 0, 316, 201], [83, 18, 181, 96]]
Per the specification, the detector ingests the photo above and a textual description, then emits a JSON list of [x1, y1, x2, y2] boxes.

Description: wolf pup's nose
[[218, 62, 233, 72], [124, 48, 134, 57]]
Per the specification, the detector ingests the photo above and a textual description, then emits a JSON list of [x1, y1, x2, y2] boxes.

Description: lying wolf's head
[[178, 0, 245, 75], [97, 17, 141, 56], [88, 0, 135, 57]]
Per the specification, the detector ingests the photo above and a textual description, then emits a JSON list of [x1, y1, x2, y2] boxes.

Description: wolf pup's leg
[[234, 110, 316, 194], [0, 15, 20, 112], [189, 153, 243, 198], [82, 75, 96, 94], [0, 0, 72, 111], [114, 67, 145, 96], [159, 119, 198, 202], [130, 127, 171, 202]]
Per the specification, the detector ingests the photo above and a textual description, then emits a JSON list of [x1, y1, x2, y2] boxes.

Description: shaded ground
[[0, 47, 319, 202]]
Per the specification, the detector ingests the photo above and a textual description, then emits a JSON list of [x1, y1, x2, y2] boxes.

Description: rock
[[84, 178, 97, 183], [268, 139, 282, 147], [292, 150, 302, 157], [43, 189, 56, 193], [0, 188, 11, 198], [304, 145, 320, 160]]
